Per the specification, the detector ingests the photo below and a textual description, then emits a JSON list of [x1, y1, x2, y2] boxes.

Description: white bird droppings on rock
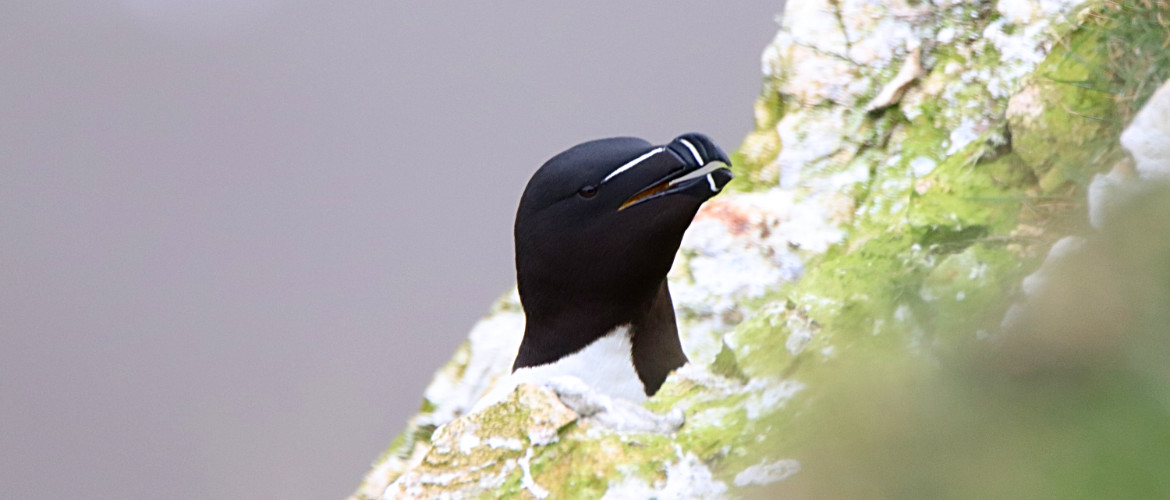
[[484, 437, 524, 451], [659, 446, 729, 500], [547, 377, 685, 434], [457, 432, 480, 455], [600, 475, 659, 500], [518, 448, 548, 499], [744, 378, 806, 420], [946, 119, 982, 155], [733, 458, 802, 487], [354, 1, 1110, 498], [910, 156, 938, 177]]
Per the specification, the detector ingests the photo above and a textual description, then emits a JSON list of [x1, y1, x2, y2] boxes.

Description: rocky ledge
[[353, 1, 1170, 498]]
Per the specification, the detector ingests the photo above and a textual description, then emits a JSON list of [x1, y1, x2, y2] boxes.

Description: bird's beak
[[618, 134, 734, 211]]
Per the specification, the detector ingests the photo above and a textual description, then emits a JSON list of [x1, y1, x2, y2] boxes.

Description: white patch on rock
[[659, 446, 729, 500], [946, 119, 981, 155], [744, 378, 806, 420], [968, 263, 988, 281], [998, 0, 1040, 24], [841, 1, 925, 67], [777, 1, 848, 56], [673, 190, 847, 365], [910, 156, 937, 177], [775, 109, 847, 187], [659, 363, 804, 432], [546, 376, 685, 434], [785, 327, 813, 356], [688, 405, 732, 429], [485, 436, 524, 451], [733, 458, 802, 487], [457, 432, 481, 455], [518, 447, 549, 499], [600, 475, 658, 500], [683, 218, 789, 298], [767, 1, 854, 105], [784, 313, 819, 356], [600, 448, 728, 500], [1120, 79, 1170, 180], [936, 26, 956, 44], [981, 0, 1081, 99], [894, 304, 913, 323]]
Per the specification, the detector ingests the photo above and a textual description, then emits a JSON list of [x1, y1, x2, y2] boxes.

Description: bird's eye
[[578, 184, 598, 198]]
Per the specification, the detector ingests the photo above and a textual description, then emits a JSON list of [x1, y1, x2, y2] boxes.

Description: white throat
[[471, 325, 646, 412]]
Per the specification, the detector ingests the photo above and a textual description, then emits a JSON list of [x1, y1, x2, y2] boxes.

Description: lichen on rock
[[381, 384, 577, 499], [352, 1, 1170, 499]]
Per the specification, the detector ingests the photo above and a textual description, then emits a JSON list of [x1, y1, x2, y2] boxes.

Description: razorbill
[[505, 133, 733, 405]]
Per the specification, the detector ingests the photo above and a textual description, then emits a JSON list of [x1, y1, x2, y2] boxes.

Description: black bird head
[[512, 133, 733, 395]]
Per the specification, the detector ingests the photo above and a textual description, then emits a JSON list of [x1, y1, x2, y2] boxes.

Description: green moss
[[731, 86, 786, 190], [736, 8, 1170, 494], [772, 194, 1170, 497], [534, 445, 613, 500], [913, 152, 1033, 230], [710, 341, 749, 383], [729, 311, 798, 379], [916, 244, 1027, 348], [530, 433, 676, 500], [1010, 23, 1120, 192], [358, 2, 1170, 498]]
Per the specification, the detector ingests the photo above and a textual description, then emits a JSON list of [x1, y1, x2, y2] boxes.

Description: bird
[[506, 133, 733, 404]]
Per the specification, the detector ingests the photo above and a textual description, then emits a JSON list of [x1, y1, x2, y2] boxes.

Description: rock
[[353, 2, 1170, 499], [547, 377, 685, 434], [1006, 28, 1116, 192], [866, 46, 925, 112], [381, 384, 577, 500], [1087, 79, 1170, 228], [1121, 79, 1170, 180]]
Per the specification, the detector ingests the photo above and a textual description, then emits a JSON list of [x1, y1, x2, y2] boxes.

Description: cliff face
[[354, 1, 1170, 498]]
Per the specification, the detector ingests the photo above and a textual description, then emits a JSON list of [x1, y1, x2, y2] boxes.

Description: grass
[[1086, 0, 1170, 124]]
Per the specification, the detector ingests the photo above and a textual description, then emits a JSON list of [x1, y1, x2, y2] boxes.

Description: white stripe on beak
[[678, 138, 705, 166], [667, 161, 726, 187], [602, 147, 665, 183]]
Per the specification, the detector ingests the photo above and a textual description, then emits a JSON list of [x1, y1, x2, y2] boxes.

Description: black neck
[[513, 280, 687, 396]]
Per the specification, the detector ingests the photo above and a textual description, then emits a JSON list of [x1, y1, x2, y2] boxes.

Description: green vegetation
[[354, 2, 1170, 498], [770, 186, 1170, 499]]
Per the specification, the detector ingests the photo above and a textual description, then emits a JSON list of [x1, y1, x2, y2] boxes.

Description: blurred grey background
[[0, 2, 781, 499]]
